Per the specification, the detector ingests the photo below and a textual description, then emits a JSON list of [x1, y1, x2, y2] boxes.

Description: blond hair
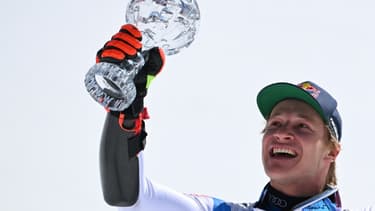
[[325, 126, 341, 187]]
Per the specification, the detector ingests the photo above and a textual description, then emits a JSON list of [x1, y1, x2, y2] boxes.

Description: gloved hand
[[97, 24, 165, 131], [96, 24, 143, 64]]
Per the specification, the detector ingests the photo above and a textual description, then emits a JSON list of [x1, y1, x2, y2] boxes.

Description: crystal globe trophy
[[84, 0, 200, 111]]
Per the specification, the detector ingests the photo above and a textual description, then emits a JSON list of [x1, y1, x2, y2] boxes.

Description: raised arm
[[94, 24, 241, 211], [100, 110, 146, 206], [94, 24, 164, 206]]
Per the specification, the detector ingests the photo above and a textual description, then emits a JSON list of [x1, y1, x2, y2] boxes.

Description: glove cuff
[[118, 107, 150, 135]]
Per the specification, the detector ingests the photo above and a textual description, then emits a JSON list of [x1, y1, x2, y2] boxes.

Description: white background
[[1, 0, 375, 210]]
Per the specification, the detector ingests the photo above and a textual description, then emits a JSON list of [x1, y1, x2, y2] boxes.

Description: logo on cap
[[299, 82, 321, 99]]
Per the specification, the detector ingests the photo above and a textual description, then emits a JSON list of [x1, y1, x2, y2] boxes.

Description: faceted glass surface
[[84, 52, 144, 111], [126, 0, 200, 55]]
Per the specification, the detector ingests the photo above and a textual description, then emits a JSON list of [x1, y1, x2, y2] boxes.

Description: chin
[[265, 168, 294, 182]]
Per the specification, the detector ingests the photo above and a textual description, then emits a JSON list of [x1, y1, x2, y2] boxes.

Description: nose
[[273, 124, 294, 143]]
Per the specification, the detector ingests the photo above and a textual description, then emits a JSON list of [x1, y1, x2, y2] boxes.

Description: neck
[[270, 178, 325, 197], [256, 183, 310, 211]]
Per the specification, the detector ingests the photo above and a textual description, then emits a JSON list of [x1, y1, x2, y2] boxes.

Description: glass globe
[[126, 0, 200, 56]]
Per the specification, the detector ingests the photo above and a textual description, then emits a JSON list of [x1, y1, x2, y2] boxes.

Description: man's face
[[262, 99, 335, 191]]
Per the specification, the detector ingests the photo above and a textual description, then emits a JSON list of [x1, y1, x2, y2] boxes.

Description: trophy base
[[84, 62, 137, 111]]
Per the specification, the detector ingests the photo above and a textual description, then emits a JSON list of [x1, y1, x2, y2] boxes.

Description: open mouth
[[270, 147, 297, 158]]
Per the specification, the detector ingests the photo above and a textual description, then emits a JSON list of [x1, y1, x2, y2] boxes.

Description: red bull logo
[[298, 82, 320, 99]]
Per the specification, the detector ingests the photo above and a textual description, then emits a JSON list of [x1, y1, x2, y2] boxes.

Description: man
[[93, 24, 371, 211]]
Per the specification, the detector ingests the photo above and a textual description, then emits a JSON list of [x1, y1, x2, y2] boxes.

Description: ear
[[325, 143, 341, 162]]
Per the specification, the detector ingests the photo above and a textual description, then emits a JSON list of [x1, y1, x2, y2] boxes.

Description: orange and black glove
[[97, 24, 165, 131], [96, 24, 143, 65]]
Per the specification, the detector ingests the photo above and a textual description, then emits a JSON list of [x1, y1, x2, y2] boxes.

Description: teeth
[[273, 148, 296, 156]]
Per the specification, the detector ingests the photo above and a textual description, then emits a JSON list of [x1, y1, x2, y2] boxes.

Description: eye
[[295, 122, 312, 132], [298, 123, 308, 128], [265, 120, 282, 130]]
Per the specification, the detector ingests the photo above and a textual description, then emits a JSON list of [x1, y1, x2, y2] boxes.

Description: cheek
[[261, 135, 267, 148], [302, 143, 327, 162], [261, 136, 269, 158]]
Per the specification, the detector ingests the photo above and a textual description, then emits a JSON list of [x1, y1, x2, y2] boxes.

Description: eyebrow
[[269, 112, 316, 122]]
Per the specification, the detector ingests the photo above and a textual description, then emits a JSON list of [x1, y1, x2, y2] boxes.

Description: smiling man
[[93, 25, 373, 211], [254, 81, 342, 210]]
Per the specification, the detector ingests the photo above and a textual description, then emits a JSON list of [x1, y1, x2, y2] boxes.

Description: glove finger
[[119, 24, 142, 41], [105, 40, 138, 57], [99, 49, 127, 63], [96, 48, 125, 64], [111, 32, 142, 51]]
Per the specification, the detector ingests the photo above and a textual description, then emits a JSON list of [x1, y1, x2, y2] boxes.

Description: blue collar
[[293, 186, 340, 211], [255, 183, 341, 211]]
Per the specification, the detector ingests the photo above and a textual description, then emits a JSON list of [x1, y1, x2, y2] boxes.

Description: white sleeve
[[347, 206, 375, 211], [117, 152, 215, 211]]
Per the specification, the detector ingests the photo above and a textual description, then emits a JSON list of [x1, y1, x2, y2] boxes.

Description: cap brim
[[257, 82, 326, 122]]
